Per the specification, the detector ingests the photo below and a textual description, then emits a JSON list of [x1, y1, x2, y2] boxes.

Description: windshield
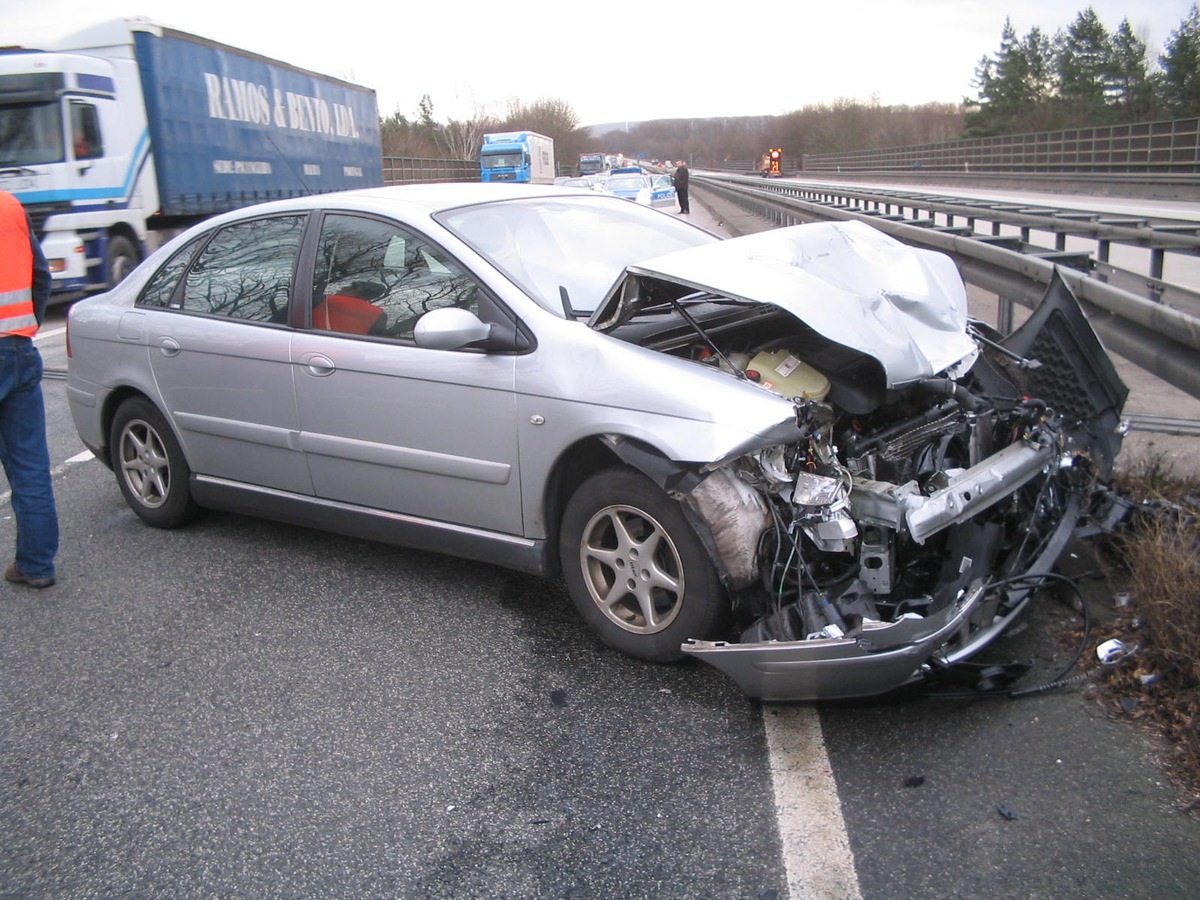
[[480, 151, 525, 170], [0, 103, 65, 166], [607, 175, 647, 193], [436, 195, 718, 315]]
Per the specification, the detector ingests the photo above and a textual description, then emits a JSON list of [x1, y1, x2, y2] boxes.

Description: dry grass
[[1091, 455, 1200, 810]]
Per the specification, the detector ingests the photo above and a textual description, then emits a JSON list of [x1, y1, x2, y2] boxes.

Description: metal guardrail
[[693, 174, 1200, 402], [728, 176, 1200, 305]]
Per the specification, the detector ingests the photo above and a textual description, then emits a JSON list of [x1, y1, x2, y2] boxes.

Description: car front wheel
[[106, 235, 138, 287], [560, 467, 726, 662], [110, 397, 197, 528]]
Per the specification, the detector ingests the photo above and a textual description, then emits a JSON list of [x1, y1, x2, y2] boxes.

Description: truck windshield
[[480, 152, 525, 170], [0, 103, 65, 166]]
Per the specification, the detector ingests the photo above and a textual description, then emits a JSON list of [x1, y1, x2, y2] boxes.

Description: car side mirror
[[413, 307, 493, 350]]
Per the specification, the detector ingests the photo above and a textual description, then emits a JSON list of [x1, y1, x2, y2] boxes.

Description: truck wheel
[[106, 236, 139, 287], [559, 468, 727, 662], [110, 397, 198, 528]]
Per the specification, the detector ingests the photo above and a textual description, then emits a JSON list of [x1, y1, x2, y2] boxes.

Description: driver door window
[[69, 101, 103, 160], [311, 214, 479, 340]]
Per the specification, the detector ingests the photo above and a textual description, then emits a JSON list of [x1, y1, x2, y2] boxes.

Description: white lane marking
[[0, 449, 97, 509], [35, 326, 67, 341], [764, 704, 863, 900]]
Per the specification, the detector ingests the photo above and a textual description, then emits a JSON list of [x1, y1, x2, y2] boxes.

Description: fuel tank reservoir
[[747, 349, 830, 402]]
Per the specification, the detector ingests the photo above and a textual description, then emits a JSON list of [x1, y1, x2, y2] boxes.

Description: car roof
[[199, 183, 599, 226]]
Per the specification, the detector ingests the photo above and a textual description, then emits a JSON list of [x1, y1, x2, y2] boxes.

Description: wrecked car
[[65, 184, 1127, 701]]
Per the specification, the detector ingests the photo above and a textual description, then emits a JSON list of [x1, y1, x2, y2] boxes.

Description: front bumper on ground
[[683, 491, 1084, 701], [683, 585, 985, 701]]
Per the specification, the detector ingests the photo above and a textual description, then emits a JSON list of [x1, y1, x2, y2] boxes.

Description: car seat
[[313, 283, 387, 335]]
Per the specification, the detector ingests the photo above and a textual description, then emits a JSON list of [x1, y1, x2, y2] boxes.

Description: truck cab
[[2, 17, 383, 298], [479, 131, 555, 184], [0, 44, 148, 293]]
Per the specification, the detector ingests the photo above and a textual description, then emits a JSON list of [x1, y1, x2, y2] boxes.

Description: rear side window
[[180, 216, 305, 322], [138, 240, 203, 309]]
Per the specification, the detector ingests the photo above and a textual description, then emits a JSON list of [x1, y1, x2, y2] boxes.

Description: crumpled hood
[[593, 220, 978, 386]]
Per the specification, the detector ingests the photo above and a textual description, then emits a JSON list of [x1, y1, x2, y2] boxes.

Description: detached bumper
[[682, 586, 982, 701], [684, 491, 1084, 702]]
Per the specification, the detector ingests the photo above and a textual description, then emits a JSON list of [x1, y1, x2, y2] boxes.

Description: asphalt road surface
[[2, 231, 1198, 897]]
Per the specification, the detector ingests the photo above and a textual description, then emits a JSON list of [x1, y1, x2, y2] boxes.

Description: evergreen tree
[[1057, 7, 1113, 124], [1021, 27, 1059, 129], [1109, 20, 1156, 121], [966, 20, 1057, 134], [1159, 4, 1200, 117]]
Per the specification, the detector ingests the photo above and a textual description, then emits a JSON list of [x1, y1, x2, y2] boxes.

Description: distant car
[[602, 173, 676, 208], [66, 184, 1126, 701]]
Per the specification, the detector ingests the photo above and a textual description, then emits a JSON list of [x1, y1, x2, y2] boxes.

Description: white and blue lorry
[[0, 17, 383, 296], [479, 131, 555, 184]]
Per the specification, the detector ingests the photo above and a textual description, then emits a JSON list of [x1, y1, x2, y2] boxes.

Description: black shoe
[[5, 562, 54, 589]]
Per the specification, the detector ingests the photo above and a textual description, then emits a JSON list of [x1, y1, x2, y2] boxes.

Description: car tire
[[560, 467, 726, 662], [110, 397, 198, 528], [106, 235, 138, 287]]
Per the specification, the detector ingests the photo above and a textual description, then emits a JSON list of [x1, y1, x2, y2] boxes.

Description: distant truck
[[0, 16, 383, 295], [578, 152, 606, 176], [479, 131, 555, 184]]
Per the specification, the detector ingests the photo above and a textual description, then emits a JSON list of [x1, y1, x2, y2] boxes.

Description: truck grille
[[23, 202, 72, 241]]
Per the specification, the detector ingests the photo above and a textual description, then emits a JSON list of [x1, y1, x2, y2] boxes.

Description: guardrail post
[[1151, 248, 1165, 281], [997, 297, 1014, 333]]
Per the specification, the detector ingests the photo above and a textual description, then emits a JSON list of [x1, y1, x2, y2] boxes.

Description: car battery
[[747, 349, 830, 402]]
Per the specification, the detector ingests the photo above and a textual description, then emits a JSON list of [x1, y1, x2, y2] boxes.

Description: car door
[[650, 174, 676, 208], [291, 212, 523, 535], [140, 213, 312, 495]]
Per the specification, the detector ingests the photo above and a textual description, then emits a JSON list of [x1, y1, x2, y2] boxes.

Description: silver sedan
[[66, 184, 1127, 700]]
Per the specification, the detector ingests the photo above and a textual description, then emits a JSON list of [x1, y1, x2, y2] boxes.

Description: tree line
[[966, 3, 1200, 135], [380, 4, 1200, 165]]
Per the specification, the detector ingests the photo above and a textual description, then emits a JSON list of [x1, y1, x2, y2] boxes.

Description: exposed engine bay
[[594, 223, 1127, 700]]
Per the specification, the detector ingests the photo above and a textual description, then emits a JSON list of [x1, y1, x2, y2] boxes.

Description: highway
[[1, 191, 1198, 898]]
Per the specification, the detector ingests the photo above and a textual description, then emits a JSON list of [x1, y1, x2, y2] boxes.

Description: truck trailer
[[0, 17, 383, 295], [479, 131, 555, 184]]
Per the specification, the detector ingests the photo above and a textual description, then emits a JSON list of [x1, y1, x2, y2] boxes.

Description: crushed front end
[[679, 272, 1127, 700]]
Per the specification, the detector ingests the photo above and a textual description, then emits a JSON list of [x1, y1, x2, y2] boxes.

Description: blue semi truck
[[0, 17, 383, 295], [479, 131, 556, 184]]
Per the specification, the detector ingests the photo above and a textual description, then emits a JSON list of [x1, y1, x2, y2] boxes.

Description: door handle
[[302, 353, 336, 377], [158, 337, 181, 357]]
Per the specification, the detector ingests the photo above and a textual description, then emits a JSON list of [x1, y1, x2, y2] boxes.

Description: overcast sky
[[7, 1, 1197, 126]]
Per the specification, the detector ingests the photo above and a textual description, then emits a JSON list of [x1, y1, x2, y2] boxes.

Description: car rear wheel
[[560, 467, 726, 662], [110, 397, 197, 528]]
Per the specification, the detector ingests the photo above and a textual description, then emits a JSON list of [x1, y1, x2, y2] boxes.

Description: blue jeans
[[0, 336, 58, 580]]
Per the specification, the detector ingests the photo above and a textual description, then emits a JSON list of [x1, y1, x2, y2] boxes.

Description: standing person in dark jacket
[[0, 191, 59, 588], [673, 160, 690, 214]]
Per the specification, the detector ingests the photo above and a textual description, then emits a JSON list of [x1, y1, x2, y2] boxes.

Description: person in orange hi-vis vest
[[0, 190, 59, 588]]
